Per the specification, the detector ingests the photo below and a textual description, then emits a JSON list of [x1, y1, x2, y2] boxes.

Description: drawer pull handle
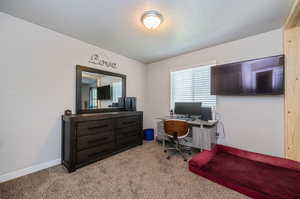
[[88, 137, 108, 144], [88, 149, 110, 158], [123, 121, 136, 125], [88, 125, 108, 130]]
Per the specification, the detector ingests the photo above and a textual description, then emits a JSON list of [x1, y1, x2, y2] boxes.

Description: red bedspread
[[189, 145, 300, 199]]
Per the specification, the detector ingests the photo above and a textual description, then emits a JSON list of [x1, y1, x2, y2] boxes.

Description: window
[[112, 81, 122, 102], [170, 65, 216, 109], [89, 87, 98, 108]]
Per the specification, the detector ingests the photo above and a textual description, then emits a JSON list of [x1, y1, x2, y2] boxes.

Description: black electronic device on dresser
[[118, 97, 136, 111], [62, 65, 143, 172]]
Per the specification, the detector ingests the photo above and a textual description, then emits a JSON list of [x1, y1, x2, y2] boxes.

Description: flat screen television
[[97, 85, 111, 100], [211, 55, 284, 95]]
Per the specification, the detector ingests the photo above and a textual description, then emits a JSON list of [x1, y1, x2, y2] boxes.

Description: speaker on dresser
[[125, 97, 136, 111], [118, 97, 136, 111], [118, 97, 126, 110]]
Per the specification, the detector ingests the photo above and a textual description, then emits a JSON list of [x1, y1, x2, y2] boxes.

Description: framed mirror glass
[[76, 65, 126, 113]]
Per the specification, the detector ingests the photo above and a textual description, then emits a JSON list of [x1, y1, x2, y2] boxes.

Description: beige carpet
[[0, 142, 249, 199]]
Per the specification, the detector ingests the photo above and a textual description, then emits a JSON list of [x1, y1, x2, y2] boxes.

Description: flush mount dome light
[[141, 10, 163, 29]]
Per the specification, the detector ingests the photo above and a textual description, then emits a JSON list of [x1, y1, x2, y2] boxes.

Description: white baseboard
[[0, 159, 61, 183]]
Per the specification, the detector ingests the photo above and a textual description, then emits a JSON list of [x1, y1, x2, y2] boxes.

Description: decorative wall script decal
[[88, 52, 118, 69]]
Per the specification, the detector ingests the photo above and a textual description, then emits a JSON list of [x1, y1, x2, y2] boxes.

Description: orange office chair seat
[[163, 120, 190, 161]]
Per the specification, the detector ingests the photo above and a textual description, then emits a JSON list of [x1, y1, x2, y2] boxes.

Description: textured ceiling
[[0, 0, 294, 63]]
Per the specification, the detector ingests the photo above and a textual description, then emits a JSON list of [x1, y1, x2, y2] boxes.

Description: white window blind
[[170, 65, 216, 109], [112, 81, 122, 103]]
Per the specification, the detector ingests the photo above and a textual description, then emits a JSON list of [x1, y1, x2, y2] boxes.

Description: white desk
[[156, 116, 217, 127], [156, 117, 218, 150]]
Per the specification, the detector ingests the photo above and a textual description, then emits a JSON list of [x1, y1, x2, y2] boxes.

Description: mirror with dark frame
[[76, 65, 126, 114]]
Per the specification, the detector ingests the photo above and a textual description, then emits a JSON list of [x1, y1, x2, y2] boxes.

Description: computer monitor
[[199, 107, 212, 121], [174, 102, 202, 117]]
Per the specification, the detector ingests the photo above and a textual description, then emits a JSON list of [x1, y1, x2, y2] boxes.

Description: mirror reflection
[[81, 71, 123, 110]]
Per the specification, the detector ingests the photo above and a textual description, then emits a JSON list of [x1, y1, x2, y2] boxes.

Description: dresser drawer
[[116, 116, 138, 128], [77, 131, 114, 151], [77, 119, 113, 137], [116, 126, 139, 139], [117, 134, 141, 148], [76, 143, 114, 164]]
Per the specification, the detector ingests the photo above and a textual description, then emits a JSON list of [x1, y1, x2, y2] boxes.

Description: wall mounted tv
[[97, 85, 111, 100], [211, 55, 284, 95]]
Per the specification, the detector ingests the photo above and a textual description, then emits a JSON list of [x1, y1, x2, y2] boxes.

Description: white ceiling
[[0, 0, 293, 64]]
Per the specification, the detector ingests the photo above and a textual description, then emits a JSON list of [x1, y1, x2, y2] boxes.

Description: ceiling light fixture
[[141, 10, 163, 29]]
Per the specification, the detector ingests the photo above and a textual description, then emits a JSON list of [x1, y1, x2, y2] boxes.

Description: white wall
[[0, 12, 146, 179], [145, 29, 284, 157]]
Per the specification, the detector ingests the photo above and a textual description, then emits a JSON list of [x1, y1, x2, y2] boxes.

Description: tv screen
[[211, 55, 284, 95], [97, 85, 111, 100]]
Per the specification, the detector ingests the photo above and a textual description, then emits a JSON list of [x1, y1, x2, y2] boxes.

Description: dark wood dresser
[[62, 111, 143, 172]]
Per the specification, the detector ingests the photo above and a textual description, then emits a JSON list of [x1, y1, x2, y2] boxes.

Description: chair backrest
[[164, 120, 189, 138]]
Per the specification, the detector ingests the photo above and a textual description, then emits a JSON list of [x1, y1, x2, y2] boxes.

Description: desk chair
[[163, 120, 190, 161]]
